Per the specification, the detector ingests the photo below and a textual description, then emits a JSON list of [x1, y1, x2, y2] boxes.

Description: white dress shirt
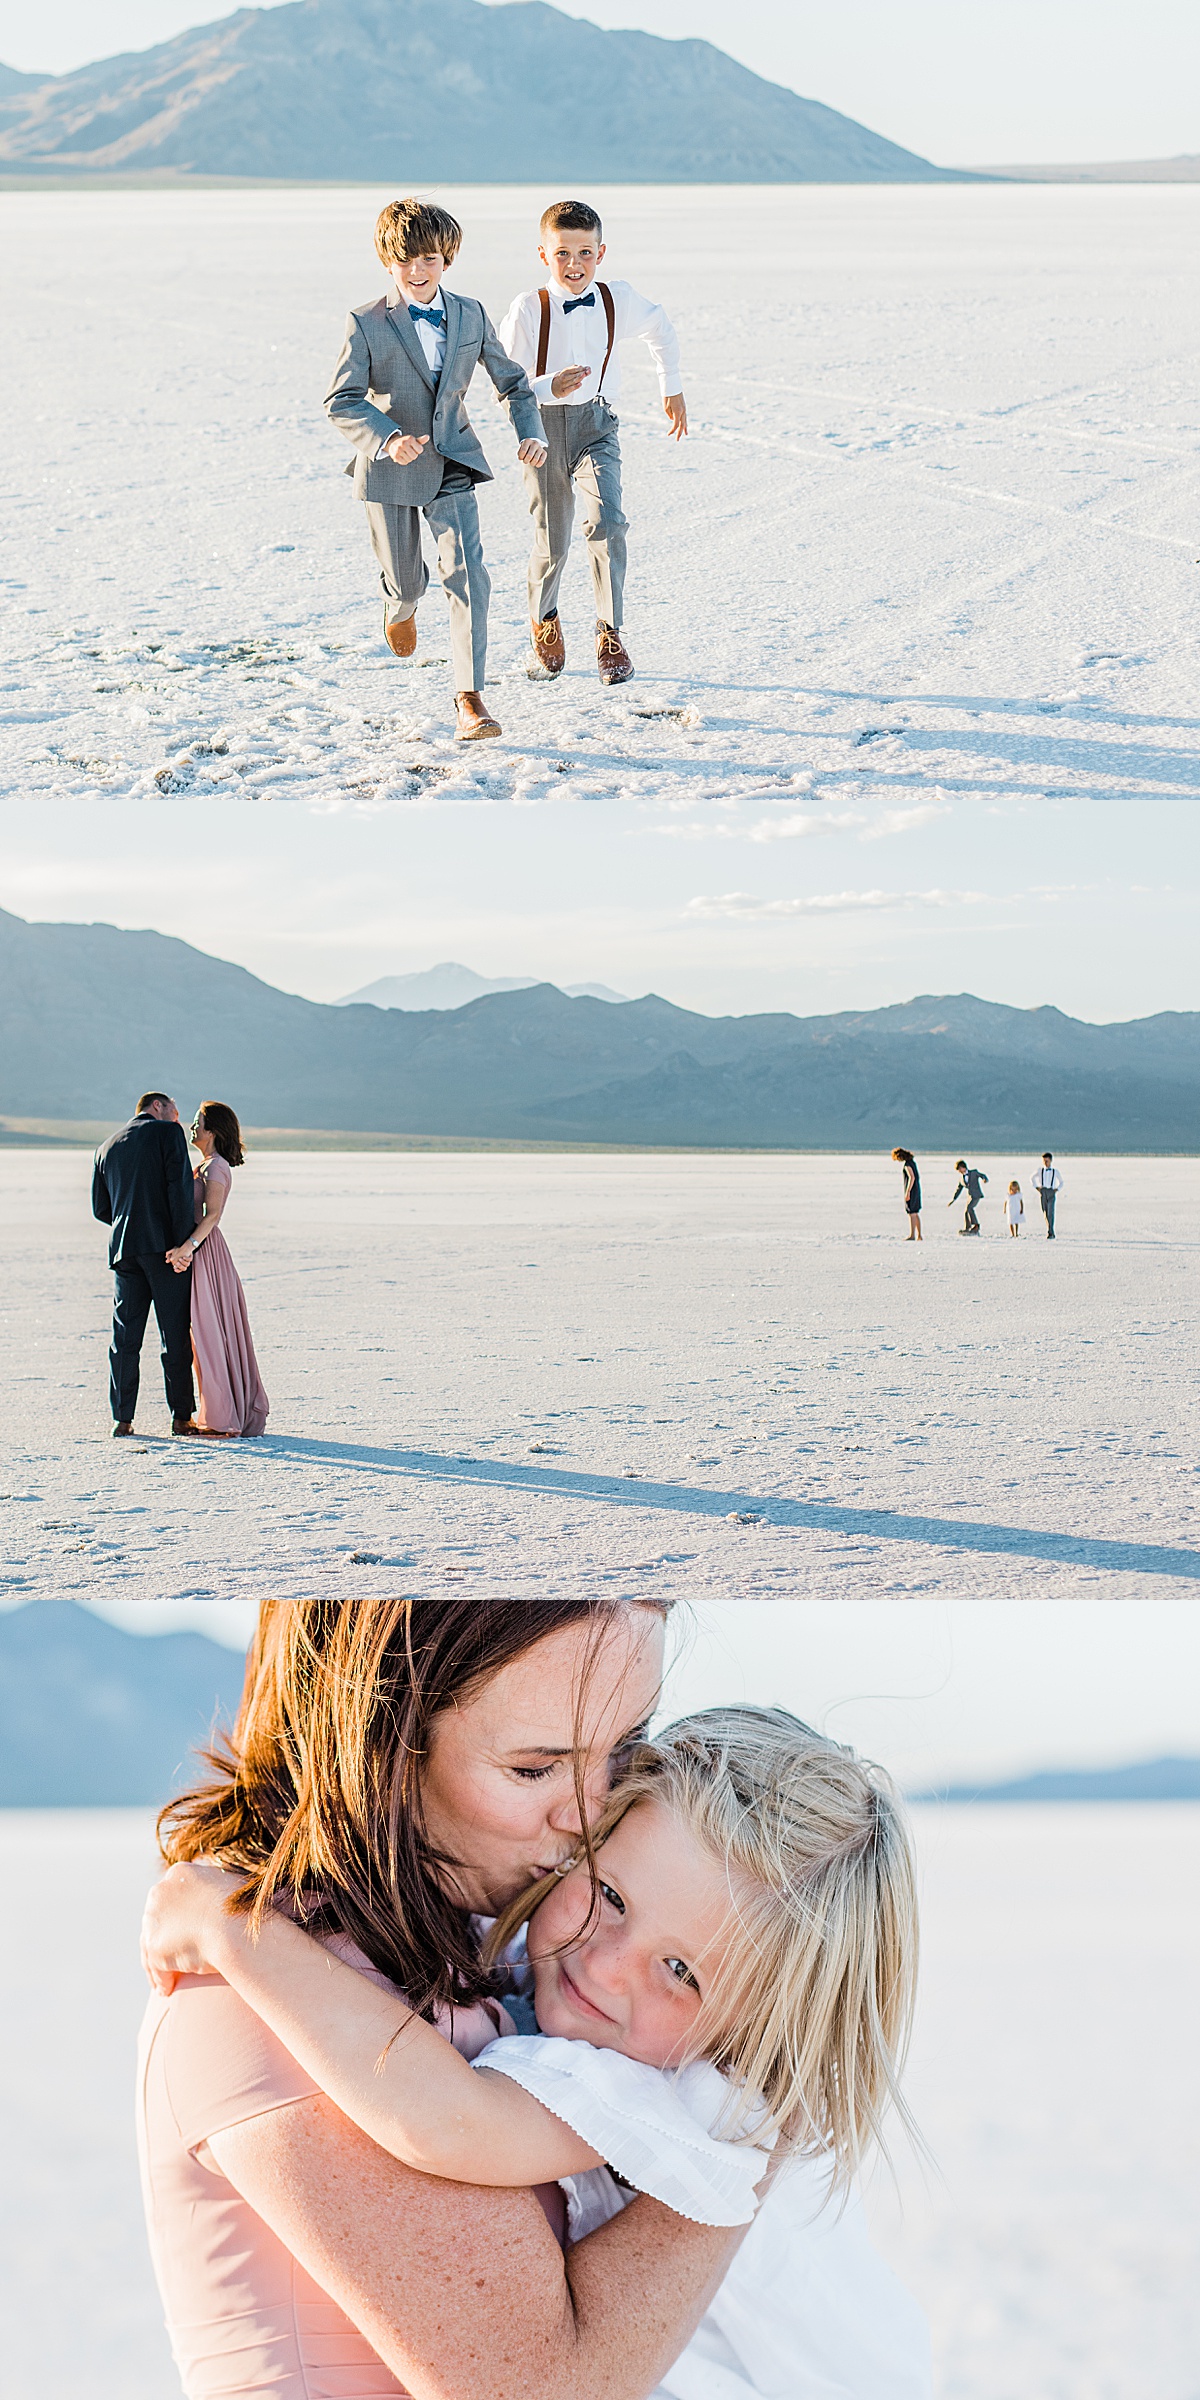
[[498, 277, 681, 409], [403, 286, 448, 378], [1031, 1164, 1063, 1191]]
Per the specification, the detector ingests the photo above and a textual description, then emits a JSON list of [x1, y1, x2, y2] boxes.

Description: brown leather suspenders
[[597, 282, 616, 395], [534, 283, 617, 396]]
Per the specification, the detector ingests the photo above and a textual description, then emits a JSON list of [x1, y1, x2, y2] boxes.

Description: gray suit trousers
[[364, 464, 490, 692], [522, 401, 627, 628]]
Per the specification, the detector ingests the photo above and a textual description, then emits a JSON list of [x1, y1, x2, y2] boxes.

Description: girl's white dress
[[475, 2033, 931, 2400]]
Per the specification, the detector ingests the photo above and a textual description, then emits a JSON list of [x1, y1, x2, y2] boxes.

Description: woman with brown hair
[[137, 1598, 738, 2400], [166, 1100, 268, 1436]]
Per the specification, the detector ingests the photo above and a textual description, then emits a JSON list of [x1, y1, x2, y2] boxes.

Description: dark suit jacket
[[325, 285, 544, 506], [92, 1114, 196, 1268]]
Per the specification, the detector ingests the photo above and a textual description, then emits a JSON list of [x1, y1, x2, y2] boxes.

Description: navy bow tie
[[409, 304, 445, 327], [562, 292, 596, 314]]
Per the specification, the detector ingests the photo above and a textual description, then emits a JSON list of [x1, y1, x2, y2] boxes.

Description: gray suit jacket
[[325, 287, 544, 505]]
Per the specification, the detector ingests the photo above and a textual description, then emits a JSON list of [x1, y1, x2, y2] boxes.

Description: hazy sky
[[69, 1597, 1200, 1787], [3, 794, 1196, 1023], [4, 0, 1199, 165]]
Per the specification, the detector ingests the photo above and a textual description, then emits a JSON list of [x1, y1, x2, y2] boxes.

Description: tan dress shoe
[[171, 1416, 200, 1436], [112, 1421, 135, 1437], [384, 610, 417, 659], [528, 616, 566, 679], [596, 622, 634, 686], [454, 691, 502, 740]]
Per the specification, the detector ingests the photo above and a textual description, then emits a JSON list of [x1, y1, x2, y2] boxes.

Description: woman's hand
[[140, 1859, 245, 1993], [165, 1244, 193, 1273]]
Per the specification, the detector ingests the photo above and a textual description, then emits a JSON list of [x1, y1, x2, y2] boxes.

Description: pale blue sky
[[3, 0, 1199, 164], [67, 1598, 1200, 1787]]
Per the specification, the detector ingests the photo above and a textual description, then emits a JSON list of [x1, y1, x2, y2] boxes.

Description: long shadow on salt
[[263, 1439, 1200, 1581]]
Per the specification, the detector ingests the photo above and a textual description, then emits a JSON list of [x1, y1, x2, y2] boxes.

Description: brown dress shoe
[[384, 610, 417, 659], [454, 691, 502, 740], [112, 1420, 135, 1437], [528, 615, 566, 679], [171, 1416, 200, 1436], [596, 622, 634, 686]]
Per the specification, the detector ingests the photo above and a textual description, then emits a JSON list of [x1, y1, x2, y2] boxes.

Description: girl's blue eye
[[598, 1880, 625, 1915], [666, 1956, 699, 1991]]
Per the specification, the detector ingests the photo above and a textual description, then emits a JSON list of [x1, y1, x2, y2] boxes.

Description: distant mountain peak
[[338, 964, 629, 1011]]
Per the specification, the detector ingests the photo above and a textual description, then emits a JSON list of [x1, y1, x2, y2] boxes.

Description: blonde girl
[[1006, 1179, 1025, 1235], [143, 1706, 930, 2400]]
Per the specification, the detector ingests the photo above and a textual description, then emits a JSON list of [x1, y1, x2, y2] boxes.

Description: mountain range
[[917, 1757, 1200, 1802], [0, 0, 963, 183], [0, 1603, 246, 1807], [4, 905, 1200, 1148], [3, 1604, 1196, 1808]]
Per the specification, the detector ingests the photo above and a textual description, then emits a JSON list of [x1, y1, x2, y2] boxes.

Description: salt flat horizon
[[3, 1148, 1197, 1601], [2, 1803, 1194, 2400]]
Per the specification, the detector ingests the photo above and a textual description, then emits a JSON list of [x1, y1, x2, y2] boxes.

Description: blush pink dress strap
[[190, 1154, 270, 1436]]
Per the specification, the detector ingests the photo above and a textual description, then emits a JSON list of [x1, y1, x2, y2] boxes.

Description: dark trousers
[[963, 1199, 980, 1232], [1038, 1190, 1057, 1237], [110, 1252, 194, 1423]]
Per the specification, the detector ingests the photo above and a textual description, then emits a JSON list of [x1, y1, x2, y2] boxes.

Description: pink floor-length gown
[[190, 1155, 269, 1436]]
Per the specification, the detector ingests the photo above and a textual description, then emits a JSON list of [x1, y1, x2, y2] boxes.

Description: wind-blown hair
[[158, 1599, 663, 2021], [492, 1704, 919, 2183], [375, 197, 463, 269]]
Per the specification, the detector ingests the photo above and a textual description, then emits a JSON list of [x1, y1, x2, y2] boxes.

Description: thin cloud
[[655, 802, 949, 843], [686, 888, 990, 919]]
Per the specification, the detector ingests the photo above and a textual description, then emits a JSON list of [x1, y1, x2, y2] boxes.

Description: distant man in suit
[[325, 197, 547, 743], [92, 1093, 198, 1437], [1031, 1152, 1063, 1239]]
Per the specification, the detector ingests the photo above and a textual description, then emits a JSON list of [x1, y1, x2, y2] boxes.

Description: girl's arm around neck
[[204, 1900, 602, 2185]]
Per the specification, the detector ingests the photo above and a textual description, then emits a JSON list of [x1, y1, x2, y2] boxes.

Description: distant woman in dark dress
[[891, 1147, 922, 1242]]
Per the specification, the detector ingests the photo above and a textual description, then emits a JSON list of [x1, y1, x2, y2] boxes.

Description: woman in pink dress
[[166, 1101, 269, 1437]]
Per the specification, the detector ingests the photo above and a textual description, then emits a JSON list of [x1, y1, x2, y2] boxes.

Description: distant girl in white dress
[[141, 1706, 931, 2400], [1006, 1179, 1025, 1237]]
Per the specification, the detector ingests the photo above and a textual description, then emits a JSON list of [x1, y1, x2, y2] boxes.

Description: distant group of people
[[326, 193, 685, 740], [92, 1093, 268, 1437], [891, 1149, 1063, 1240]]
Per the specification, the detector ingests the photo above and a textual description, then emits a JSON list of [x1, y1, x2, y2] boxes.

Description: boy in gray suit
[[325, 199, 547, 741]]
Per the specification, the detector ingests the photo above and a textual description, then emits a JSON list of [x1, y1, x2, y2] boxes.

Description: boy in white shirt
[[499, 199, 686, 687]]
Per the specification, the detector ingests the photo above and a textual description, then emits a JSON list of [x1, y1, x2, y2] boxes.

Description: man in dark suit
[[92, 1092, 198, 1436]]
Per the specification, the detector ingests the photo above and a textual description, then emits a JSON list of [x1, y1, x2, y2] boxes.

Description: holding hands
[[165, 1242, 194, 1274]]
